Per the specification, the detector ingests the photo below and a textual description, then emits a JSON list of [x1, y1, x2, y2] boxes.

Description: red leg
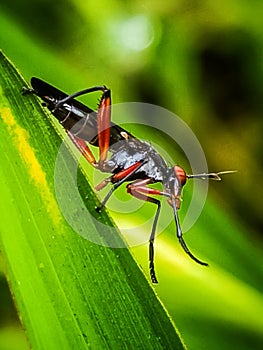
[[67, 131, 96, 166], [127, 179, 170, 198], [52, 85, 112, 168], [126, 179, 170, 284], [95, 160, 145, 192], [97, 160, 147, 208], [128, 179, 208, 282], [97, 89, 111, 166], [111, 161, 146, 183]]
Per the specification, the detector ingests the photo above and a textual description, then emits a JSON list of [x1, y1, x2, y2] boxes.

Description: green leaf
[[0, 51, 185, 349]]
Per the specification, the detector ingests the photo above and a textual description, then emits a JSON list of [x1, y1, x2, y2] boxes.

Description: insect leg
[[53, 86, 108, 110], [97, 160, 147, 210], [170, 196, 208, 266], [127, 179, 170, 284], [52, 85, 112, 167], [67, 131, 96, 166], [22, 87, 36, 95], [97, 89, 111, 166]]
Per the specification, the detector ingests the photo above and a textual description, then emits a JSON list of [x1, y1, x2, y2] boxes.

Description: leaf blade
[[0, 51, 185, 350]]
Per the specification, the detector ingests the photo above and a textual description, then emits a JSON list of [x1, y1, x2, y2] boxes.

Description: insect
[[23, 78, 233, 283]]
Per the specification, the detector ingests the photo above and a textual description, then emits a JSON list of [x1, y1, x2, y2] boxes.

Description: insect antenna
[[187, 170, 237, 181]]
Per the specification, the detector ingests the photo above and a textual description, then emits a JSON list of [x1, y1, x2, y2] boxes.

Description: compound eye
[[174, 166, 187, 186]]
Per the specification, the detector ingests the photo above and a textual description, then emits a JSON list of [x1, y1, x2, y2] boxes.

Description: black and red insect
[[23, 78, 232, 283]]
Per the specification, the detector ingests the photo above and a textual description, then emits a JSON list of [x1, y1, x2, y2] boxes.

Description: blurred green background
[[1, 1, 263, 349]]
